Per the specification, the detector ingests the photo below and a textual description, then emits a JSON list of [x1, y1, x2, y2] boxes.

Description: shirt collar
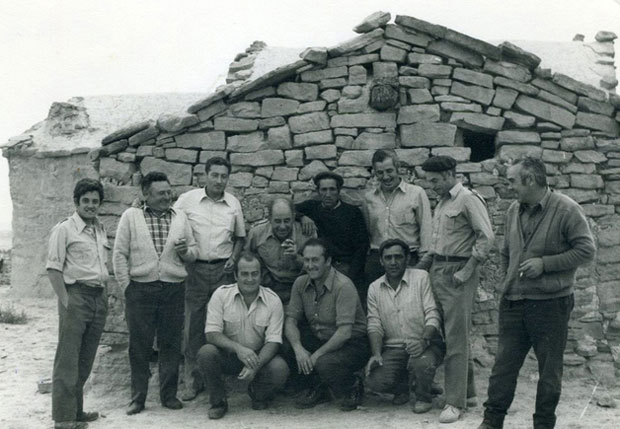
[[201, 187, 230, 205], [304, 266, 336, 293], [448, 182, 464, 199], [71, 212, 100, 233], [232, 284, 267, 306], [373, 178, 405, 194], [257, 222, 300, 247], [379, 272, 409, 291], [143, 205, 175, 216]]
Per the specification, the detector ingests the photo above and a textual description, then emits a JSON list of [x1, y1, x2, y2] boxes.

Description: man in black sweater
[[296, 171, 369, 300]]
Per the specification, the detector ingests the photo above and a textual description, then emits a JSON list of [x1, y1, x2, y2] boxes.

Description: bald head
[[269, 198, 294, 241]]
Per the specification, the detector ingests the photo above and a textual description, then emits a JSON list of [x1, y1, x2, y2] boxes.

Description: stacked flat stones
[[93, 12, 620, 379]]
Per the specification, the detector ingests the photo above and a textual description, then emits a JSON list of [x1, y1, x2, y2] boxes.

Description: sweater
[[501, 190, 595, 300], [113, 207, 198, 290]]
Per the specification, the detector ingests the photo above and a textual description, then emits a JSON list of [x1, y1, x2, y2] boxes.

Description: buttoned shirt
[[205, 284, 284, 351], [363, 180, 432, 253], [286, 267, 367, 341], [143, 206, 173, 256], [430, 182, 494, 261], [46, 212, 109, 287], [367, 268, 441, 348], [173, 188, 245, 261], [245, 221, 315, 284]]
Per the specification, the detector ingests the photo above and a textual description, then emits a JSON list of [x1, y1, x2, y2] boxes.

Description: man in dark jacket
[[478, 157, 595, 429]]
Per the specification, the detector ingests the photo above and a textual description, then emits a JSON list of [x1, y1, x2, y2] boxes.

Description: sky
[[1, 0, 619, 233]]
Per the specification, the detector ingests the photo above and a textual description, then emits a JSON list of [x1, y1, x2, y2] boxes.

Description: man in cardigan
[[478, 157, 595, 429], [113, 172, 198, 415], [296, 171, 369, 296]]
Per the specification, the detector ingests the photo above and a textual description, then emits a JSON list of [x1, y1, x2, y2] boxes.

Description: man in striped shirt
[[366, 239, 445, 414]]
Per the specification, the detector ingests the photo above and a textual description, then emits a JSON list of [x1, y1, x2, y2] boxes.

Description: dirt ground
[[1, 288, 619, 429]]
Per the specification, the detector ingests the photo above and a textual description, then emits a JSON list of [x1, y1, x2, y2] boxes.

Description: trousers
[[125, 280, 184, 405], [52, 283, 107, 422]]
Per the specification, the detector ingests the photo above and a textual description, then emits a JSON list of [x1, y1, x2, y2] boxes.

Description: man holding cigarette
[[478, 157, 595, 429], [113, 171, 198, 415], [246, 198, 315, 305]]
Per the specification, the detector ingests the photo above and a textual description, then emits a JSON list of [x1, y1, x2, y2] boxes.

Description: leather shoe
[[295, 386, 331, 409], [340, 376, 364, 411], [76, 411, 99, 422], [413, 401, 433, 414], [208, 400, 228, 419], [180, 386, 202, 401], [467, 396, 478, 407], [54, 422, 88, 429], [163, 398, 183, 410], [430, 382, 443, 395], [126, 401, 145, 416]]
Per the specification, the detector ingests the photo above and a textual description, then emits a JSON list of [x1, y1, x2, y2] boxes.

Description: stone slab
[[514, 95, 576, 129], [400, 122, 457, 147], [140, 157, 192, 185], [230, 150, 284, 166], [175, 131, 226, 150]]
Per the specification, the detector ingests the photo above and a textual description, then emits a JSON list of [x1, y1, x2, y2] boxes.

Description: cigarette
[[519, 271, 523, 278]]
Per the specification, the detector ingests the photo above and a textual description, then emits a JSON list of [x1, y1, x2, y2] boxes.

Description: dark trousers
[[483, 295, 574, 429], [52, 284, 107, 422], [364, 250, 419, 304], [284, 326, 369, 397], [197, 344, 289, 405], [125, 280, 185, 405], [183, 261, 233, 391], [430, 260, 478, 408], [366, 341, 445, 403]]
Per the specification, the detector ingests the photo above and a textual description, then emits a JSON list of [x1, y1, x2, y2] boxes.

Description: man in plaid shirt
[[113, 172, 198, 415]]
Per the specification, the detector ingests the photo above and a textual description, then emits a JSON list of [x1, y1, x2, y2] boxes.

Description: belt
[[433, 255, 469, 262], [196, 258, 226, 265], [67, 282, 104, 295]]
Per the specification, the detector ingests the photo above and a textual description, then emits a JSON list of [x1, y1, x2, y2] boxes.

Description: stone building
[[2, 93, 205, 297], [88, 12, 620, 382]]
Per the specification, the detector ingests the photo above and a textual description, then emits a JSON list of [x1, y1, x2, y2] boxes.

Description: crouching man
[[46, 178, 109, 429], [197, 252, 289, 419], [284, 238, 369, 411], [366, 239, 445, 413], [113, 172, 198, 415]]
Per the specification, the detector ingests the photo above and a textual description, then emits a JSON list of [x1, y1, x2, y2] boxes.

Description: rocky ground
[[1, 287, 619, 429]]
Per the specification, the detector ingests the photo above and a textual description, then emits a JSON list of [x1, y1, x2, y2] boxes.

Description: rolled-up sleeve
[[205, 289, 225, 334], [465, 196, 494, 262], [233, 200, 246, 238], [264, 298, 284, 344], [419, 272, 441, 330], [366, 283, 384, 338], [46, 224, 67, 272]]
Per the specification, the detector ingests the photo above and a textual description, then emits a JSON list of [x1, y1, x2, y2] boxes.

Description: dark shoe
[[126, 401, 145, 416], [340, 377, 364, 411], [477, 422, 502, 429], [392, 392, 410, 405], [467, 395, 478, 408], [295, 386, 331, 409], [180, 386, 202, 401], [412, 400, 432, 414], [163, 398, 183, 410], [54, 422, 88, 429], [208, 400, 228, 420], [430, 382, 443, 395], [76, 411, 99, 422], [251, 399, 269, 410]]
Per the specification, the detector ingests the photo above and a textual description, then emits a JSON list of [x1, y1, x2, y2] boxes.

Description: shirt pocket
[[444, 209, 464, 232], [395, 208, 416, 226], [211, 207, 235, 232], [223, 313, 242, 333], [70, 242, 97, 265], [254, 310, 270, 336]]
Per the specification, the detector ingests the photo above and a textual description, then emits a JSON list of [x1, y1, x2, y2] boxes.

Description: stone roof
[[3, 93, 206, 156]]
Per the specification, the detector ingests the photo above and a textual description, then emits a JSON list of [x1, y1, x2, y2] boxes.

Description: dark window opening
[[462, 130, 495, 162]]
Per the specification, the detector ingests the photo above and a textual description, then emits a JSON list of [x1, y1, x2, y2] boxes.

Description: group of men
[[47, 149, 594, 429]]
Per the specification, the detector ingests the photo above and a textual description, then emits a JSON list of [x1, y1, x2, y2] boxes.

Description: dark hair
[[300, 238, 333, 260], [314, 171, 344, 190], [141, 171, 169, 193], [73, 178, 104, 203], [372, 149, 400, 169], [379, 239, 409, 258], [514, 156, 547, 187], [205, 156, 231, 174], [268, 197, 295, 218], [236, 251, 262, 271]]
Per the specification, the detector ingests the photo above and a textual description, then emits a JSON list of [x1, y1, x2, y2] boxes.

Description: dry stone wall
[[93, 13, 620, 379]]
